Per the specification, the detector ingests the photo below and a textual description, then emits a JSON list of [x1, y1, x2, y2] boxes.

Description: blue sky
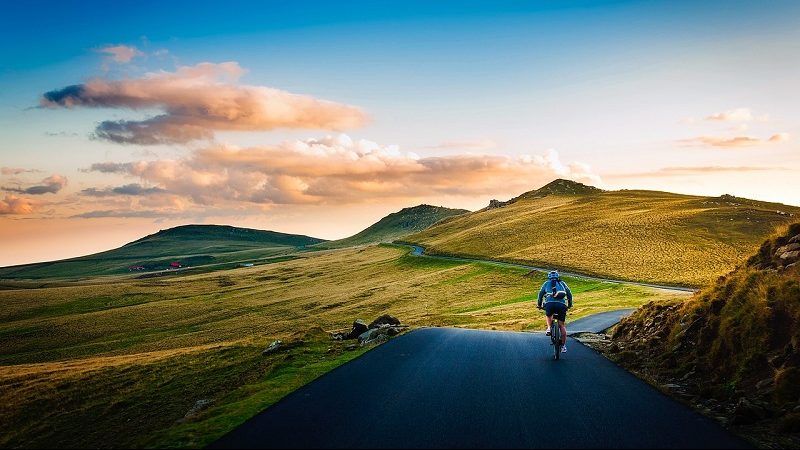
[[1, 0, 799, 264]]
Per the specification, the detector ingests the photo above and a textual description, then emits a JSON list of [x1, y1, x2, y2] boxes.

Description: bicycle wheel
[[552, 324, 561, 360]]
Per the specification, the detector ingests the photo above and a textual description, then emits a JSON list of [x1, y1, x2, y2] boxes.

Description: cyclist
[[537, 270, 573, 353]]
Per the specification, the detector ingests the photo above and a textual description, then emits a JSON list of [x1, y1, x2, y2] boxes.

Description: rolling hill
[[0, 225, 325, 280], [318, 204, 469, 248], [405, 179, 800, 286]]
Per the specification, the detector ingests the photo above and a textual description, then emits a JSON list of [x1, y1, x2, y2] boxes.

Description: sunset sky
[[1, 0, 799, 266]]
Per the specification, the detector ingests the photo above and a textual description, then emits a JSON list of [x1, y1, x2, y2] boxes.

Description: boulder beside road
[[332, 315, 406, 345]]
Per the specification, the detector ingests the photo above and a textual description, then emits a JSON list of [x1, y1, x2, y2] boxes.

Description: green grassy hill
[[606, 223, 800, 445], [0, 225, 325, 280], [406, 179, 800, 286], [319, 204, 468, 248]]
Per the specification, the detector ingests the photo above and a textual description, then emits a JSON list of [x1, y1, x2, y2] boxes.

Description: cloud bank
[[40, 62, 368, 145], [81, 183, 167, 197], [0, 195, 34, 215], [1, 167, 41, 176], [2, 175, 67, 195], [83, 135, 600, 209], [678, 133, 789, 148]]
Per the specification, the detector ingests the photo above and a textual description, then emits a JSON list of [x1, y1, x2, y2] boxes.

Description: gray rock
[[369, 314, 401, 329], [358, 327, 385, 343], [789, 234, 800, 244], [342, 319, 369, 340], [180, 399, 215, 422], [780, 250, 800, 261], [262, 340, 282, 355], [756, 377, 775, 390], [361, 333, 390, 347], [776, 243, 800, 255]]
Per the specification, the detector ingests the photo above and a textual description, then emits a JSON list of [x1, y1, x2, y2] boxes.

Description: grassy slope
[[0, 225, 325, 280], [406, 180, 800, 286], [0, 245, 681, 448], [606, 222, 800, 444], [318, 204, 469, 248]]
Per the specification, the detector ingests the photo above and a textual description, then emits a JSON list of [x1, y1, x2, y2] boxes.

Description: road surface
[[405, 245, 695, 294], [211, 328, 748, 449], [567, 308, 636, 334]]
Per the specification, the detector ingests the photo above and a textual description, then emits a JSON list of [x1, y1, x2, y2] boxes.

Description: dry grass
[[0, 245, 682, 448], [406, 190, 800, 286]]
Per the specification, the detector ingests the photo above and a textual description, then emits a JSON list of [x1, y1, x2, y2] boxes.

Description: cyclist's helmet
[[547, 270, 560, 280]]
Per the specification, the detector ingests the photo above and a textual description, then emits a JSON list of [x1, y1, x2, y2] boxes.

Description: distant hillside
[[607, 223, 800, 443], [0, 225, 325, 280], [320, 204, 469, 248], [406, 179, 800, 286]]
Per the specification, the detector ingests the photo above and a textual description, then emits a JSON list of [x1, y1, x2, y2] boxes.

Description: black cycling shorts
[[544, 302, 568, 321]]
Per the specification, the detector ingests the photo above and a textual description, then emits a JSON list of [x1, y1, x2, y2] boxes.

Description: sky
[[1, 0, 799, 266]]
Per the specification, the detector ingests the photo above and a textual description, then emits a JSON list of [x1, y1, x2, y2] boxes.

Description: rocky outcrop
[[601, 222, 800, 446], [369, 314, 401, 329], [177, 399, 215, 423], [262, 340, 282, 355], [487, 199, 511, 209], [333, 319, 369, 340], [331, 315, 406, 345], [747, 223, 800, 270]]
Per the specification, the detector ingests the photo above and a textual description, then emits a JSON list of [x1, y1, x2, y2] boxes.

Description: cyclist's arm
[[537, 283, 546, 308], [564, 282, 573, 308]]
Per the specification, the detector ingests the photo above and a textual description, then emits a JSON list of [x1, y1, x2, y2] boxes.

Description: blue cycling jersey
[[537, 279, 573, 307]]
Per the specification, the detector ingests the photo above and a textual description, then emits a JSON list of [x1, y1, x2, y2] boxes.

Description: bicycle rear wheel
[[552, 324, 561, 360]]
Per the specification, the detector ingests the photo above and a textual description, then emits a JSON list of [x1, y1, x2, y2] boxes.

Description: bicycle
[[538, 295, 567, 360], [550, 312, 563, 360]]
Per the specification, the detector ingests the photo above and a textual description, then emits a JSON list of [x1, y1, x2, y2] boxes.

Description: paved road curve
[[567, 308, 636, 334], [405, 245, 696, 294], [211, 328, 749, 449]]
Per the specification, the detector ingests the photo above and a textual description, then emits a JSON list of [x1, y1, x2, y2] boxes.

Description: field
[[406, 183, 800, 287], [0, 245, 682, 448]]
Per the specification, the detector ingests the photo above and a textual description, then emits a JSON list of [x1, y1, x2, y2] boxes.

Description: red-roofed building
[[170, 261, 182, 268]]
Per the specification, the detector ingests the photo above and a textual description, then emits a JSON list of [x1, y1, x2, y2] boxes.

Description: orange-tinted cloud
[[769, 132, 790, 143], [1, 167, 41, 176], [83, 135, 600, 208], [704, 107, 754, 122], [96, 45, 143, 63], [0, 195, 34, 214], [41, 62, 368, 145], [678, 133, 789, 148]]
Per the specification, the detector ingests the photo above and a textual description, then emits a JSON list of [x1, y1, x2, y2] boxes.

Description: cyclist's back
[[537, 271, 573, 353]]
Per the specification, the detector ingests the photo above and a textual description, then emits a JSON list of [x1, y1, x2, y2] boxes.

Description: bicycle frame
[[551, 318, 562, 360]]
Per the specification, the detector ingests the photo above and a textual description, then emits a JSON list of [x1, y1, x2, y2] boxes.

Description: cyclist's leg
[[545, 313, 554, 333], [558, 305, 568, 345]]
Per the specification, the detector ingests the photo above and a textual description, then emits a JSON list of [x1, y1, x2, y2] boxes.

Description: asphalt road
[[406, 245, 696, 294], [210, 328, 749, 449], [567, 308, 636, 334]]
